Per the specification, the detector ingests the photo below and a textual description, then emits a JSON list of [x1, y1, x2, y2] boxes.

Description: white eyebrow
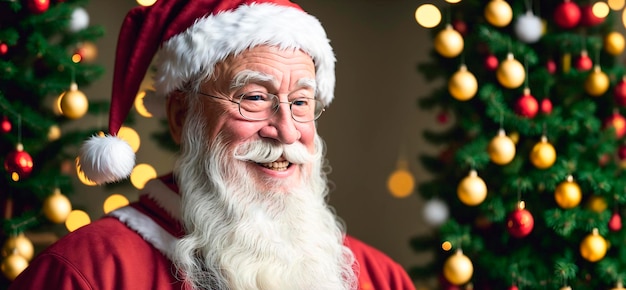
[[230, 70, 317, 94]]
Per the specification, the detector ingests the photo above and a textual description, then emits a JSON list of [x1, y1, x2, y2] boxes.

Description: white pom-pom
[[78, 134, 135, 184], [514, 11, 543, 43], [423, 198, 449, 227], [69, 7, 90, 32]]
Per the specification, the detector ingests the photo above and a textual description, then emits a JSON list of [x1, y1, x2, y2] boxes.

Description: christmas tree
[[0, 0, 104, 286], [411, 0, 626, 289]]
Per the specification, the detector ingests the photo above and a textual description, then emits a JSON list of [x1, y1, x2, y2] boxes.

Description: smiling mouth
[[258, 161, 290, 171]]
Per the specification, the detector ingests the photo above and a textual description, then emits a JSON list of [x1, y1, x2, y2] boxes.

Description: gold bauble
[[1, 233, 34, 261], [47, 125, 61, 141], [387, 168, 415, 198], [555, 175, 582, 209], [584, 66, 610, 97], [580, 228, 607, 262], [529, 136, 556, 169], [496, 53, 525, 89], [587, 195, 608, 213], [484, 0, 513, 27], [487, 129, 516, 165], [605, 31, 625, 56], [43, 188, 72, 224], [448, 64, 478, 101], [457, 170, 487, 206], [59, 83, 89, 119], [434, 24, 464, 58], [443, 250, 474, 285], [1, 252, 28, 281]]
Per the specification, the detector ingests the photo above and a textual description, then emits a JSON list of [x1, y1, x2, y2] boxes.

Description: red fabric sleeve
[[345, 235, 416, 290], [8, 252, 92, 290]]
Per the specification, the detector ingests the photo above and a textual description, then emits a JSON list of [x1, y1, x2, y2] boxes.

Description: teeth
[[260, 161, 290, 171]]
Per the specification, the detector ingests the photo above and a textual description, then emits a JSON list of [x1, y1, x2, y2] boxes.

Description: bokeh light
[[445, 0, 461, 3], [75, 157, 97, 186], [136, 0, 157, 6], [415, 4, 442, 28], [65, 210, 91, 232], [130, 163, 157, 189], [442, 241, 453, 251], [118, 126, 141, 153], [609, 0, 625, 10], [592, 1, 610, 18], [103, 194, 130, 214], [134, 91, 153, 118]]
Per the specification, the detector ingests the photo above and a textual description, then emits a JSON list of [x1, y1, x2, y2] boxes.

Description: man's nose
[[259, 103, 300, 144]]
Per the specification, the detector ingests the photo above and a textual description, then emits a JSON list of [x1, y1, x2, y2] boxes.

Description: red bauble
[[540, 98, 553, 115], [546, 59, 557, 74], [4, 145, 33, 179], [1, 116, 11, 133], [554, 0, 581, 29], [0, 43, 7, 56], [609, 212, 622, 231], [509, 286, 519, 290], [506, 208, 534, 238], [575, 51, 593, 71], [515, 89, 539, 118], [27, 0, 50, 14], [619, 145, 626, 160], [485, 54, 499, 71], [615, 78, 626, 106], [580, 4, 605, 27], [605, 112, 626, 138], [452, 19, 468, 36]]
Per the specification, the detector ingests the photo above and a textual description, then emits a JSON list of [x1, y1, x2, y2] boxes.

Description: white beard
[[171, 109, 357, 290]]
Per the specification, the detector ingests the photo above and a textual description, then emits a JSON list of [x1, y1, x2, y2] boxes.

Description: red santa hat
[[78, 0, 335, 184]]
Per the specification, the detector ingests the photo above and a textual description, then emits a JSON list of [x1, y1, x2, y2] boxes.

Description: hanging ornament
[[423, 198, 450, 227], [1, 233, 34, 261], [515, 88, 539, 118], [580, 228, 607, 262], [584, 66, 610, 97], [457, 170, 487, 206], [614, 77, 626, 106], [68, 7, 90, 32], [487, 128, 516, 165], [1, 251, 28, 281], [0, 42, 8, 56], [574, 50, 593, 71], [42, 188, 72, 224], [554, 175, 582, 209], [605, 32, 626, 56], [580, 4, 605, 27], [586, 195, 607, 213], [4, 143, 34, 181], [604, 111, 626, 138], [59, 82, 89, 119], [540, 98, 553, 115], [514, 11, 543, 43], [529, 136, 556, 169], [546, 59, 557, 74], [484, 0, 512, 27], [509, 286, 519, 290], [609, 211, 622, 231], [612, 282, 626, 290], [448, 64, 478, 101], [553, 0, 581, 29], [0, 116, 11, 134], [506, 201, 534, 238], [485, 54, 498, 71], [434, 24, 464, 58], [27, 0, 50, 14], [443, 249, 474, 286], [452, 19, 468, 36], [496, 53, 525, 89], [73, 42, 98, 63]]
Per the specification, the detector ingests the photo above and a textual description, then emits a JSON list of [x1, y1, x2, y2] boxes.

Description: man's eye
[[241, 92, 268, 101], [292, 99, 309, 106]]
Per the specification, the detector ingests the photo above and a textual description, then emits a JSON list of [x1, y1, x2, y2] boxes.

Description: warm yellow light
[[11, 172, 19, 182], [442, 241, 453, 251], [130, 163, 157, 189], [623, 9, 626, 30], [75, 157, 97, 186], [103, 194, 130, 214], [71, 54, 82, 63], [593, 2, 610, 18], [48, 125, 61, 141], [445, 0, 461, 3], [118, 126, 141, 153], [415, 4, 442, 28], [609, 0, 625, 10], [136, 0, 157, 6], [65, 210, 91, 232], [134, 91, 153, 118], [387, 169, 415, 198]]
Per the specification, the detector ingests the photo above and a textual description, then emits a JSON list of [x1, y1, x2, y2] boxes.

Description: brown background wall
[[77, 0, 440, 275]]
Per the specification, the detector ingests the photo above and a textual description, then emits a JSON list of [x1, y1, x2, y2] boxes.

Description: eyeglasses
[[197, 91, 325, 123]]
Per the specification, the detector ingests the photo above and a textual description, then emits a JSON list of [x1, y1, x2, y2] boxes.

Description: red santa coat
[[9, 175, 415, 290]]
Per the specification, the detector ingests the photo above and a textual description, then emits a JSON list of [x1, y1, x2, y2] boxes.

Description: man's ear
[[166, 91, 187, 145]]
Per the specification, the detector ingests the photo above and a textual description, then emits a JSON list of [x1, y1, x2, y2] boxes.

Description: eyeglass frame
[[195, 91, 326, 123]]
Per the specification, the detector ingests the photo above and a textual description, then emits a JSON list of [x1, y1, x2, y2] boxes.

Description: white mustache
[[233, 140, 314, 165]]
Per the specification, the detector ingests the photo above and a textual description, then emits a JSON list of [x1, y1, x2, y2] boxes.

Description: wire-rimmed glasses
[[197, 91, 325, 122]]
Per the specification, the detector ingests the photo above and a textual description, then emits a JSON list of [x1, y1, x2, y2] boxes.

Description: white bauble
[[69, 7, 90, 32], [423, 198, 449, 227], [514, 11, 543, 43]]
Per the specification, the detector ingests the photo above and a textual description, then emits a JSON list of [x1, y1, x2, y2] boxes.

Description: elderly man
[[9, 1, 415, 289]]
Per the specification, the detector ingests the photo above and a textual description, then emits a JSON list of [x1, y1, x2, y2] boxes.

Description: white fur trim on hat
[[78, 134, 135, 184], [153, 3, 336, 106]]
